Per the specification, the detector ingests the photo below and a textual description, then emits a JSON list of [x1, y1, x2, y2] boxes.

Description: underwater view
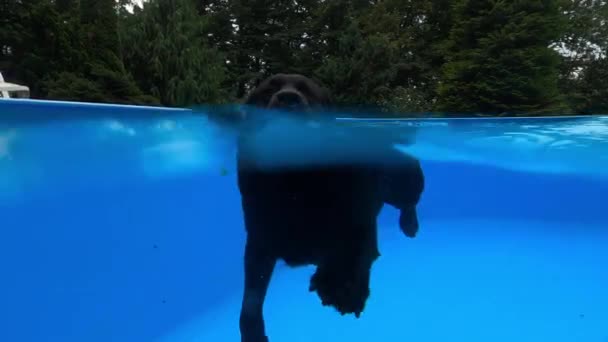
[[1, 99, 607, 342]]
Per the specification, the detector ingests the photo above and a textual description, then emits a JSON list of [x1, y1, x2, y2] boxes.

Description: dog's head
[[243, 74, 332, 113]]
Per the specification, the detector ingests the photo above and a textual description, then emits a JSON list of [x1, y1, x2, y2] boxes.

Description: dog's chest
[[239, 167, 380, 225], [238, 167, 383, 265], [246, 169, 362, 203]]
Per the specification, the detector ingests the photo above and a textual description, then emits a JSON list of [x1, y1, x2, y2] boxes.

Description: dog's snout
[[276, 91, 304, 106]]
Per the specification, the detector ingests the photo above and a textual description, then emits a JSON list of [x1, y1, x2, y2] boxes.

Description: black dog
[[235, 74, 425, 342]]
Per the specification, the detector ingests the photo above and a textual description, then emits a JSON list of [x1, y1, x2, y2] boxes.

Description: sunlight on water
[[0, 111, 234, 201]]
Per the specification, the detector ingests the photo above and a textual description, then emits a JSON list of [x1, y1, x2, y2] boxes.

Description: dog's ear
[[240, 78, 271, 123], [242, 75, 272, 107], [318, 86, 333, 107], [243, 88, 262, 106], [306, 76, 333, 107]]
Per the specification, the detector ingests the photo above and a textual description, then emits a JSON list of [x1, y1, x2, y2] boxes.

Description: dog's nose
[[276, 91, 304, 106]]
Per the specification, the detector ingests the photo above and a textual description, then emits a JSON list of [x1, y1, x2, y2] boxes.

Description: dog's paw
[[399, 207, 419, 238], [241, 335, 269, 342], [310, 265, 370, 317], [309, 267, 334, 306]]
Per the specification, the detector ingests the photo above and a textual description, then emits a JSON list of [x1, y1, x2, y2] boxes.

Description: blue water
[[1, 99, 607, 342]]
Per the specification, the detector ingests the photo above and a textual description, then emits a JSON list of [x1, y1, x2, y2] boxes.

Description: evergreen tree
[[1, 0, 606, 115], [119, 0, 228, 107], [555, 0, 608, 113], [312, 1, 397, 111], [0, 0, 18, 76], [574, 57, 608, 113], [226, 0, 323, 99], [75, 0, 155, 104], [437, 0, 568, 115], [1, 0, 66, 98], [312, 0, 451, 114], [368, 0, 453, 113], [314, 21, 397, 110]]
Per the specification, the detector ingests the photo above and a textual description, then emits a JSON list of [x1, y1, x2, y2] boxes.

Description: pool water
[[1, 99, 607, 342]]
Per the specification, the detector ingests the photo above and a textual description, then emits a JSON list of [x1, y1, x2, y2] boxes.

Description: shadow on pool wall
[[1, 155, 606, 342]]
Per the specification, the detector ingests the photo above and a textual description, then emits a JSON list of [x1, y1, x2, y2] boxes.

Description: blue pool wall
[[0, 99, 606, 342]]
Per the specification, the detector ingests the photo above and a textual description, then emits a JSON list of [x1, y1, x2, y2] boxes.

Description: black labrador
[[235, 74, 425, 342]]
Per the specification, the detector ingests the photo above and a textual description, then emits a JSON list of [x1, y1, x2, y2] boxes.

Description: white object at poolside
[[0, 71, 30, 98]]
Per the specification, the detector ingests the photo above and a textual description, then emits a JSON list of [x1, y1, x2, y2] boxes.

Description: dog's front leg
[[378, 150, 425, 238], [240, 237, 276, 342]]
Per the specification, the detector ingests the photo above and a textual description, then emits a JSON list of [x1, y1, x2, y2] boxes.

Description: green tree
[[119, 0, 228, 107], [0, 0, 155, 103], [313, 19, 397, 110], [3, 0, 606, 116], [310, 0, 452, 114], [366, 0, 454, 113], [390, 0, 455, 112], [311, 1, 398, 111], [437, 0, 568, 115], [0, 0, 68, 98], [0, 0, 19, 77], [555, 0, 608, 113], [73, 0, 156, 104], [225, 0, 324, 99], [573, 57, 608, 113]]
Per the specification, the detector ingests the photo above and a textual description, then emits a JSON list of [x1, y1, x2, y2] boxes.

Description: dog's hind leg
[[309, 221, 380, 318], [240, 237, 276, 342]]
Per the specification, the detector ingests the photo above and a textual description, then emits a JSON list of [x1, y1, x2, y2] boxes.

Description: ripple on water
[[402, 116, 608, 178]]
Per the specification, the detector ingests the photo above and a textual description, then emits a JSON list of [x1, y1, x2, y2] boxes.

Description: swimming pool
[[1, 99, 607, 342]]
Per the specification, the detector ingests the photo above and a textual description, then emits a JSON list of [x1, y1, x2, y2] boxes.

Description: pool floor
[[160, 219, 608, 342]]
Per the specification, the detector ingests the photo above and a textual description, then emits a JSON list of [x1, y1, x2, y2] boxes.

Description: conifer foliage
[[1, 0, 605, 115]]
